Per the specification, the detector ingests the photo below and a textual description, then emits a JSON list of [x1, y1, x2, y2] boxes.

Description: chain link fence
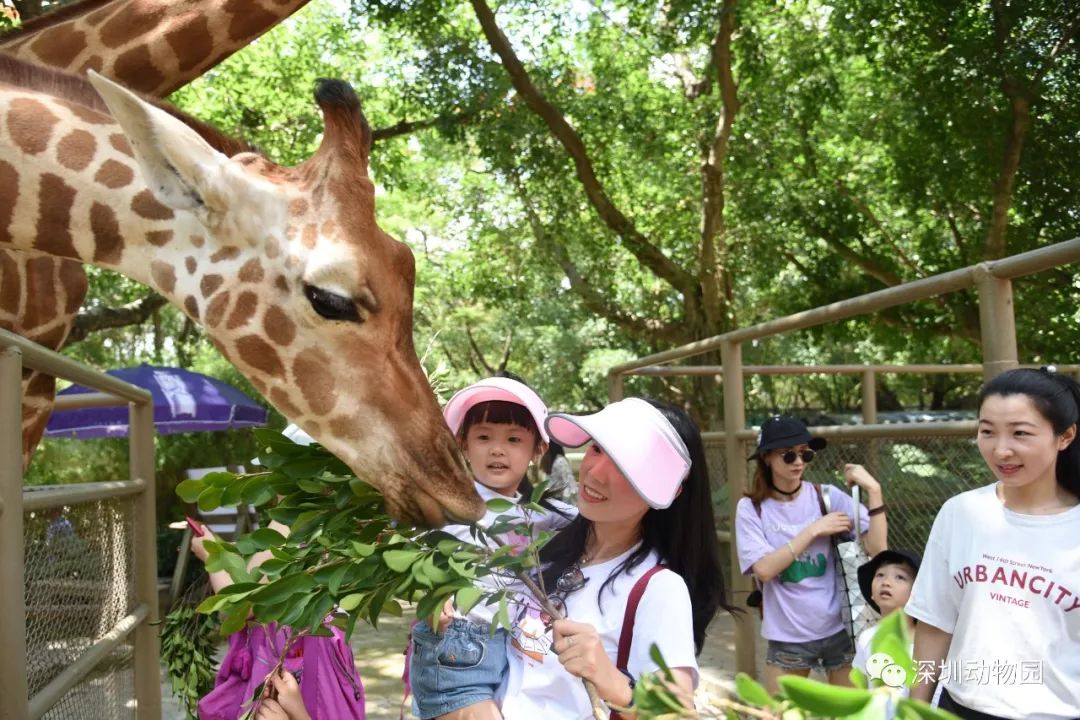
[[23, 494, 138, 719], [705, 425, 985, 555]]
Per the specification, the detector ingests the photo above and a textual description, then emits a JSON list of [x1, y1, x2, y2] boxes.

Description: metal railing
[[0, 329, 160, 720], [605, 238, 1080, 677]]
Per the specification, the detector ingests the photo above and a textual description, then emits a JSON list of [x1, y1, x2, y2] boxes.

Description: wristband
[[785, 541, 798, 559], [867, 504, 886, 517]]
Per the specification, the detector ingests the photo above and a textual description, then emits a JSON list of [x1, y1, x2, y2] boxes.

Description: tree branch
[[834, 179, 922, 277], [465, 324, 496, 375], [468, 0, 698, 298], [697, 0, 739, 333], [64, 292, 169, 346], [512, 177, 685, 344], [371, 110, 473, 143]]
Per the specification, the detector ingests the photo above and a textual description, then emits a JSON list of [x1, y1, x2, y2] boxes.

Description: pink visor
[[545, 398, 690, 509], [443, 377, 549, 442]]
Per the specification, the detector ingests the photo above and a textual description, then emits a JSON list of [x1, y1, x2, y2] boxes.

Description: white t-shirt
[[906, 483, 1080, 719], [440, 481, 575, 624], [500, 548, 698, 719]]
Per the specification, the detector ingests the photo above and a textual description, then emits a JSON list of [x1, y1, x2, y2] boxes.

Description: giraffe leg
[[0, 248, 88, 472]]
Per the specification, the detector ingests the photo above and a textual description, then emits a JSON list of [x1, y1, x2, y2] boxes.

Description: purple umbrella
[[44, 364, 269, 439]]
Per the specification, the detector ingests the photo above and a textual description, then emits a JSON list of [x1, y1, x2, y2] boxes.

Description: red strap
[[611, 564, 668, 720]]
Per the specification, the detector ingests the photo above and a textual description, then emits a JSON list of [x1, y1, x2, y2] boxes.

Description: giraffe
[[0, 56, 484, 526], [0, 0, 316, 469]]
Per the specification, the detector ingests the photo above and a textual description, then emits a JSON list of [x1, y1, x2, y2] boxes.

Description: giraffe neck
[[0, 0, 312, 96]]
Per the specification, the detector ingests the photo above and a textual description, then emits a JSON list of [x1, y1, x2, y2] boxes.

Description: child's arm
[[190, 524, 234, 593], [256, 671, 310, 720]]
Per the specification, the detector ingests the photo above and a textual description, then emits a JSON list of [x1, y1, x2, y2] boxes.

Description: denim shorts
[[766, 629, 854, 672], [409, 618, 508, 719]]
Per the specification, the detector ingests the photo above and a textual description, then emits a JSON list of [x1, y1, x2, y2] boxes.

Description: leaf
[[485, 498, 515, 513], [250, 572, 317, 605], [175, 479, 206, 503], [895, 698, 962, 720], [249, 528, 287, 550], [383, 549, 423, 573], [455, 586, 484, 616], [735, 671, 777, 708], [328, 564, 350, 595], [196, 486, 224, 512], [339, 593, 364, 612], [778, 675, 872, 716]]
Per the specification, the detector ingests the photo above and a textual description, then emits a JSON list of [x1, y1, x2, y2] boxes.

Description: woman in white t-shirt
[[499, 398, 734, 718], [908, 368, 1080, 720]]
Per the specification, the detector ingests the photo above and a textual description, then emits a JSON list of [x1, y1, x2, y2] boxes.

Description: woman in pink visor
[[500, 397, 733, 718]]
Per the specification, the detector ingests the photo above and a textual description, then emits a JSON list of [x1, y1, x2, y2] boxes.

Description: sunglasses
[[556, 564, 588, 594], [779, 449, 816, 464]]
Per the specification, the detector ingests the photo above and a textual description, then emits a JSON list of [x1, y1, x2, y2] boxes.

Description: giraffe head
[[86, 71, 483, 526]]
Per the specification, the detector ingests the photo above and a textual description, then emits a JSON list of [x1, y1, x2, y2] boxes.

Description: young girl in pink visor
[[500, 397, 734, 718]]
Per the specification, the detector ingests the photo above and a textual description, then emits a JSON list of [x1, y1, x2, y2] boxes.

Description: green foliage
[[161, 591, 220, 719]]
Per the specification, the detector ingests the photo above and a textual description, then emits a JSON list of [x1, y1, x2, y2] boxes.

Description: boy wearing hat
[[854, 549, 921, 681]]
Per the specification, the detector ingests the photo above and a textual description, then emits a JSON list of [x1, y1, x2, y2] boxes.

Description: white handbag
[[824, 485, 878, 643]]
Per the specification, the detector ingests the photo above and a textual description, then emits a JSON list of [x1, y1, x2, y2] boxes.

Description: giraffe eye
[[304, 284, 361, 323]]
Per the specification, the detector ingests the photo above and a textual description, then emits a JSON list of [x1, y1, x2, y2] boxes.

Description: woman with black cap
[[734, 415, 888, 692]]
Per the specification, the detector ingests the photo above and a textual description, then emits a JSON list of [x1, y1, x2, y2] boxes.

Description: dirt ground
[[161, 610, 767, 719]]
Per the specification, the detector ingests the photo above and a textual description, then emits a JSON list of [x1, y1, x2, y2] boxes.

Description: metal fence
[[1, 330, 160, 720]]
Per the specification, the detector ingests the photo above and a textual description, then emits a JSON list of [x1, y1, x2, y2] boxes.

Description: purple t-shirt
[[735, 483, 869, 643]]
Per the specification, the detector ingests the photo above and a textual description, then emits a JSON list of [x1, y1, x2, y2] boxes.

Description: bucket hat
[[443, 377, 549, 442], [545, 398, 689, 509], [752, 415, 826, 458]]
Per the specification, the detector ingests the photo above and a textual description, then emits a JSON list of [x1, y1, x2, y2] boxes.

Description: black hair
[[538, 397, 736, 654], [540, 439, 566, 475], [978, 368, 1080, 499]]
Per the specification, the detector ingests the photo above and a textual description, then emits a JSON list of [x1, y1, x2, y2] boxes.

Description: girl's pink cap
[[443, 377, 549, 442], [545, 398, 690, 509]]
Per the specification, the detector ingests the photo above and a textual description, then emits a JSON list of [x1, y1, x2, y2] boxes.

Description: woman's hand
[[190, 524, 213, 563], [843, 464, 881, 497], [553, 619, 632, 706], [437, 596, 456, 634], [809, 511, 853, 538], [255, 671, 310, 720]]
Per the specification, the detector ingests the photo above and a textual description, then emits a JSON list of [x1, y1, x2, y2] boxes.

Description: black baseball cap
[[751, 415, 826, 458], [858, 549, 921, 613]]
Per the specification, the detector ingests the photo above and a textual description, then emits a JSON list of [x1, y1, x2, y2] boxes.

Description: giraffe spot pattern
[[57, 129, 97, 171], [23, 255, 58, 330], [184, 296, 200, 320], [100, 2, 165, 48], [166, 16, 214, 73], [85, 3, 115, 26], [185, 257, 197, 274], [263, 306, 296, 346], [200, 274, 224, 298], [94, 159, 134, 188], [275, 276, 289, 293], [288, 198, 308, 215], [60, 260, 87, 315], [205, 292, 231, 329], [236, 335, 285, 378], [90, 202, 124, 265], [150, 261, 177, 295], [0, 248, 20, 312], [29, 25, 88, 68], [79, 56, 105, 75], [8, 98, 59, 155], [269, 387, 303, 420], [146, 231, 173, 247], [265, 240, 280, 259], [293, 349, 336, 415], [59, 100, 112, 125], [302, 224, 317, 249], [132, 190, 174, 220], [226, 291, 258, 329], [115, 45, 165, 92], [0, 160, 18, 244], [329, 415, 362, 441], [224, 0, 279, 45], [210, 247, 241, 263], [190, 235, 205, 248], [35, 174, 78, 259], [109, 134, 134, 157], [238, 258, 264, 283]]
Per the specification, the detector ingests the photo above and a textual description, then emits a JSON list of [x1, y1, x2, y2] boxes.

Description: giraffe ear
[[87, 71, 229, 216]]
